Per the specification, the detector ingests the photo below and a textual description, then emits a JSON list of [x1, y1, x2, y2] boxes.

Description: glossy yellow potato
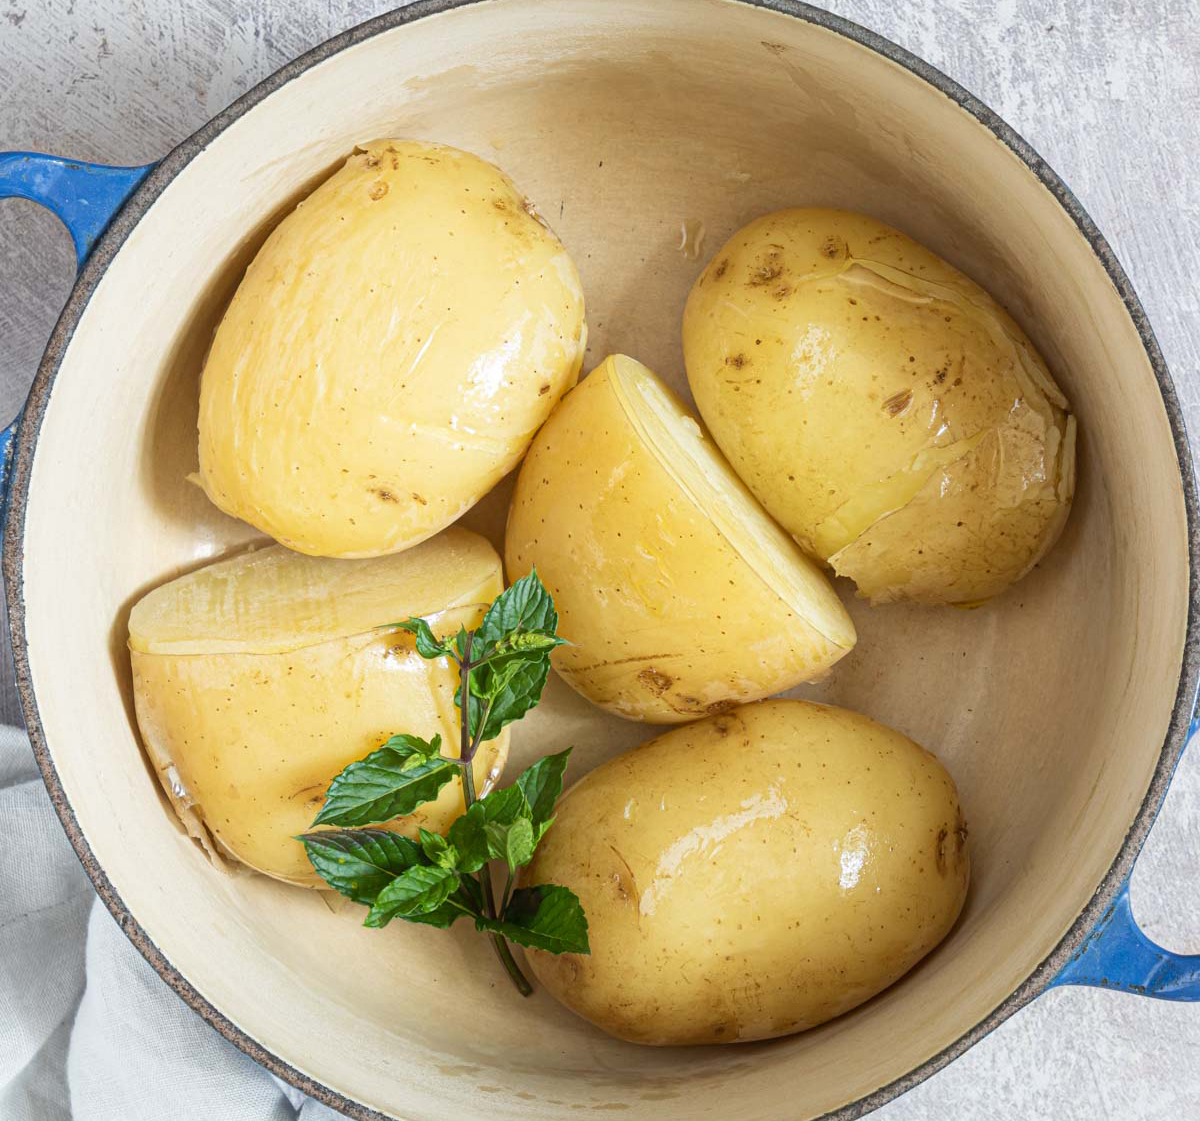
[[505, 354, 855, 723], [198, 140, 586, 558], [683, 208, 1076, 605], [524, 699, 969, 1045], [129, 527, 508, 886]]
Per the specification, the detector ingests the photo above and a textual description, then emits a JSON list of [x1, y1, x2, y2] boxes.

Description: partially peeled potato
[[683, 208, 1076, 605], [129, 526, 508, 886]]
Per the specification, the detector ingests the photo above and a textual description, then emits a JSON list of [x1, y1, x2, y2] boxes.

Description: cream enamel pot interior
[[2, 2, 1199, 1119]]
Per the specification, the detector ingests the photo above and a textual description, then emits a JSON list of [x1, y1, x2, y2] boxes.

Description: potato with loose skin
[[505, 354, 855, 723], [129, 527, 508, 886], [198, 139, 586, 559], [683, 208, 1075, 605], [523, 699, 969, 1045]]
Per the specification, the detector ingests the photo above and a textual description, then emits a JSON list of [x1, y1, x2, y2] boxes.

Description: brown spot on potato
[[571, 653, 677, 673], [725, 353, 748, 368], [706, 699, 736, 715], [883, 389, 913, 417], [638, 668, 673, 696], [935, 826, 949, 872], [493, 198, 508, 211], [714, 258, 729, 279], [363, 154, 380, 168], [747, 249, 784, 287], [821, 235, 847, 260], [411, 492, 428, 505], [609, 846, 639, 908], [538, 383, 552, 396], [374, 488, 398, 503], [773, 284, 792, 299], [368, 180, 388, 200]]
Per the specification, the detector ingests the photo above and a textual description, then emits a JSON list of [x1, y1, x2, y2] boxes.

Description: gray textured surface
[[0, 1, 1197, 1118]]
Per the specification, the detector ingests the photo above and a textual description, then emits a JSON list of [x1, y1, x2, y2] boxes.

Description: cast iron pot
[[1, 2, 1197, 1119]]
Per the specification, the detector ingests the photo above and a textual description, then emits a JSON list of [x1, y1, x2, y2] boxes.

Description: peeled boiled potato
[[129, 526, 508, 886], [198, 140, 587, 558], [683, 208, 1076, 605], [524, 699, 969, 1045], [505, 354, 855, 723]]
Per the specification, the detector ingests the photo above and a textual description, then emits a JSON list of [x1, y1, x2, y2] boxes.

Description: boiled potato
[[198, 140, 586, 558], [683, 208, 1075, 605], [129, 526, 508, 886], [505, 354, 855, 723], [524, 699, 969, 1045]]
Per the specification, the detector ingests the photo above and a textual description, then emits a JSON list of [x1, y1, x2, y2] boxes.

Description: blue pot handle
[[1051, 715, 1200, 1000], [0, 153, 155, 507]]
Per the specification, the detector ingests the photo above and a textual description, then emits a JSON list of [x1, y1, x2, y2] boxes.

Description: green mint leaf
[[497, 631, 564, 655], [418, 827, 457, 870], [314, 739, 456, 828], [446, 788, 524, 871], [447, 802, 490, 873], [395, 618, 453, 661], [475, 569, 559, 650], [453, 626, 470, 660], [476, 884, 590, 954], [382, 732, 442, 760], [516, 748, 571, 839], [399, 900, 468, 929], [400, 884, 481, 928], [479, 785, 530, 825], [485, 816, 535, 872], [472, 654, 553, 742], [365, 864, 461, 928], [446, 785, 531, 872], [457, 871, 484, 912], [297, 828, 425, 905]]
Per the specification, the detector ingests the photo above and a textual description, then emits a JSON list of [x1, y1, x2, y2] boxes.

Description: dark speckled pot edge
[[4, 2, 1197, 1119]]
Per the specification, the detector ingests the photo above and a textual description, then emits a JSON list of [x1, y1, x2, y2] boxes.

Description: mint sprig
[[298, 570, 588, 994]]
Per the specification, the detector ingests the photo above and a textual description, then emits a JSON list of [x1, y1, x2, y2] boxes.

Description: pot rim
[[5, 1, 1197, 1118]]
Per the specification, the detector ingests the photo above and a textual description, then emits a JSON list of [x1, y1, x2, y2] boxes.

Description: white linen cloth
[[0, 723, 343, 1121]]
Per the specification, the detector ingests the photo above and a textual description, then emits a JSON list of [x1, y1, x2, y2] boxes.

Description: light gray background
[[1, 1, 1197, 1118]]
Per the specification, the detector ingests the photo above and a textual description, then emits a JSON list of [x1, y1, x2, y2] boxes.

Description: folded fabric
[[0, 723, 341, 1121]]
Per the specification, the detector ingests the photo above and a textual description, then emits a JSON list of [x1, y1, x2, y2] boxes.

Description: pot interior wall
[[17, 1, 1189, 1118]]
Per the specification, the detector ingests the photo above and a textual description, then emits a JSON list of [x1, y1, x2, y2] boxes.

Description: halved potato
[[130, 527, 508, 886], [198, 139, 587, 558], [505, 354, 855, 723], [683, 208, 1075, 605]]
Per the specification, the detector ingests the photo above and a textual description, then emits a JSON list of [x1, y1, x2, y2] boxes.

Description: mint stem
[[457, 641, 534, 998], [489, 931, 533, 996]]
